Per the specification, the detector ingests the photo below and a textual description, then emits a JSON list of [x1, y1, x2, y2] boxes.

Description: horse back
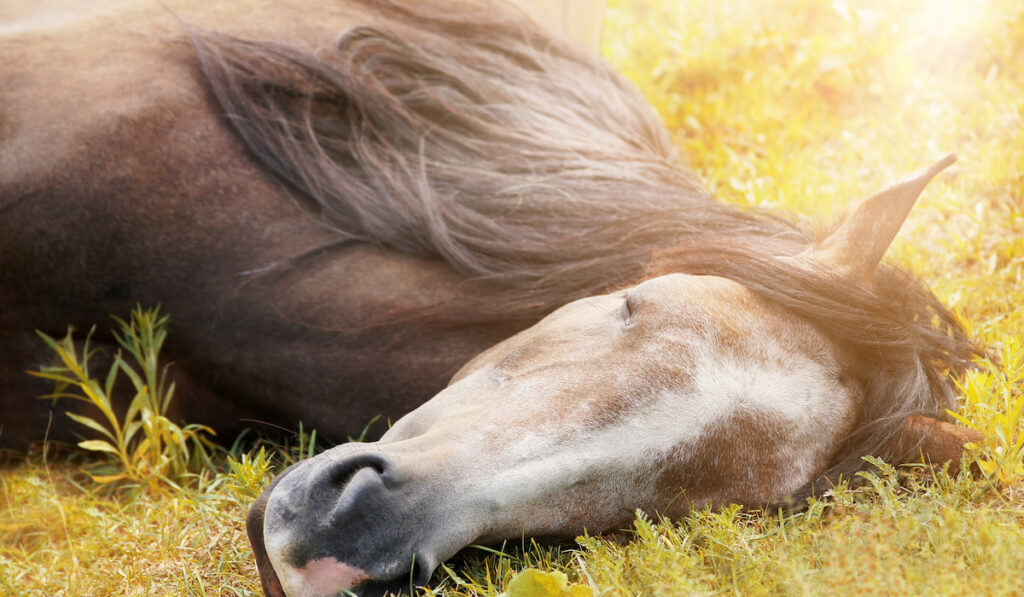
[[0, 0, 522, 448]]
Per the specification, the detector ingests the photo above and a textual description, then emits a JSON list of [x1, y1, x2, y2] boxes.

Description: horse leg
[[891, 414, 984, 475]]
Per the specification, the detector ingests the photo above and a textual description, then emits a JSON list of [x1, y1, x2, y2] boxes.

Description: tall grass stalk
[[31, 306, 215, 494]]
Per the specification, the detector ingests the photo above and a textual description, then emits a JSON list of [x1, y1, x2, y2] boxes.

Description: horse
[[1, 1, 981, 596]]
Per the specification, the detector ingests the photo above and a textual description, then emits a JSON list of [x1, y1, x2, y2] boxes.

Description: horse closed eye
[[622, 290, 637, 326]]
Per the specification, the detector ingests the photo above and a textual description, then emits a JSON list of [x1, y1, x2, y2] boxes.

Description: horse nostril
[[325, 452, 389, 489]]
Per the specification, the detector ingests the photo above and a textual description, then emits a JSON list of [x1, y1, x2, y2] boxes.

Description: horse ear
[[806, 154, 957, 284]]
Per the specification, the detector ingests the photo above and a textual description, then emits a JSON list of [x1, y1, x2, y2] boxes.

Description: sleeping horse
[[0, 1, 981, 595]]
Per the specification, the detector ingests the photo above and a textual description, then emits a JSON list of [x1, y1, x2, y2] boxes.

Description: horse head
[[246, 156, 976, 597]]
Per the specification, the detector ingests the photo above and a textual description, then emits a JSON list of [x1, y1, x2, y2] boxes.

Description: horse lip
[[247, 466, 294, 597]]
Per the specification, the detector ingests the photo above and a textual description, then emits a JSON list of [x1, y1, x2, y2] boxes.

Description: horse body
[[0, 0, 526, 446]]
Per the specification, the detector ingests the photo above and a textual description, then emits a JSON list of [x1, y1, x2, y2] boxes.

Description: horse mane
[[187, 0, 980, 499], [186, 0, 806, 320]]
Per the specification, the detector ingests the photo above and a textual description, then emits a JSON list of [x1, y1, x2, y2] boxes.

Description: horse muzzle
[[247, 444, 478, 597]]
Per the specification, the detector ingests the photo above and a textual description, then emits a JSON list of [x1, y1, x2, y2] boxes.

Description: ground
[[2, 0, 1023, 595]]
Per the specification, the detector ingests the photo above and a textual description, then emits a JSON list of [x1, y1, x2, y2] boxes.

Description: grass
[[0, 459, 255, 596], [3, 0, 1024, 595]]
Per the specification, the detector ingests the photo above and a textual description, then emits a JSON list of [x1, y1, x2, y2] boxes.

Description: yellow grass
[[3, 0, 1023, 595]]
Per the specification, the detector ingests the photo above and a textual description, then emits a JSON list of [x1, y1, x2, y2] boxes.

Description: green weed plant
[[30, 306, 215, 494], [951, 336, 1024, 488]]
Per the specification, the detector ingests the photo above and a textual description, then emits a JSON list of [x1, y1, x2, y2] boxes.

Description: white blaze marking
[[467, 334, 852, 519]]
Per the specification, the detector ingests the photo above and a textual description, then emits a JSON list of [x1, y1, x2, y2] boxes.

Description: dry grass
[[1, 458, 257, 596], [3, 0, 1024, 595]]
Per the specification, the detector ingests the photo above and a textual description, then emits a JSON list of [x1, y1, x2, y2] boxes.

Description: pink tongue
[[279, 556, 370, 597]]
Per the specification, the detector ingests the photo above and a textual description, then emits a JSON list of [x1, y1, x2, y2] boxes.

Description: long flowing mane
[[188, 0, 979, 498], [187, 0, 806, 319]]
